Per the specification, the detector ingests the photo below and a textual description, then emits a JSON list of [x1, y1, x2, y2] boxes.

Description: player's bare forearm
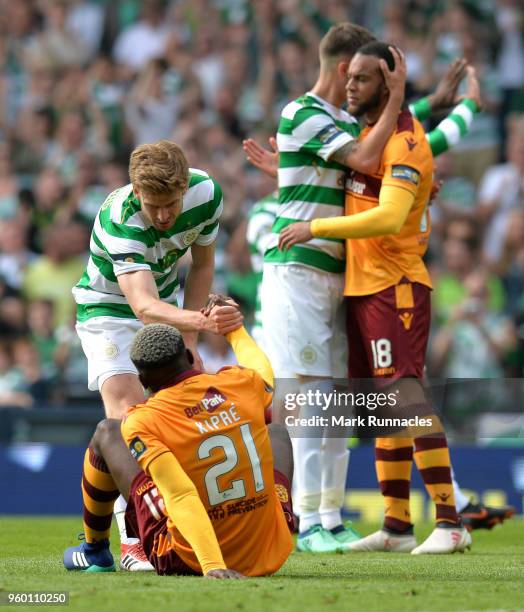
[[118, 270, 207, 331], [344, 93, 404, 174], [139, 298, 208, 330], [118, 269, 241, 334], [342, 46, 406, 174], [183, 243, 216, 346]]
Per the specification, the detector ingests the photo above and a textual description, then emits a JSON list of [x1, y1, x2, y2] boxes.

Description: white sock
[[292, 380, 334, 533], [292, 435, 322, 532], [299, 507, 322, 532], [320, 437, 350, 530], [319, 509, 342, 531], [451, 467, 470, 513], [114, 494, 138, 546]]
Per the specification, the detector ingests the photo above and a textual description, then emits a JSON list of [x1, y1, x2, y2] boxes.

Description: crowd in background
[[0, 0, 523, 428]]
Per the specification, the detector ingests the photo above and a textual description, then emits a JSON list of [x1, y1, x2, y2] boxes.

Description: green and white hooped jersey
[[246, 191, 279, 335], [73, 169, 222, 322], [265, 92, 361, 274]]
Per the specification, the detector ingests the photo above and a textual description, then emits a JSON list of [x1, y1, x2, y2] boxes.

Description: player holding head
[[252, 22, 407, 554], [246, 56, 503, 536], [73, 141, 242, 570], [64, 299, 294, 576], [279, 42, 472, 554]]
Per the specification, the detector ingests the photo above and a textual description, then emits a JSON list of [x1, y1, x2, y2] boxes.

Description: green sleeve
[[425, 99, 479, 157], [409, 97, 432, 122]]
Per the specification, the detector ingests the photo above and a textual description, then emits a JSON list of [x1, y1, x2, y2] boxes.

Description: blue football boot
[[63, 536, 115, 572]]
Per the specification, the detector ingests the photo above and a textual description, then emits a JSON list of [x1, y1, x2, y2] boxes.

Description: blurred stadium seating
[[0, 0, 523, 446]]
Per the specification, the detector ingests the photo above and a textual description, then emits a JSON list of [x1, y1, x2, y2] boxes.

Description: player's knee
[[93, 418, 122, 447]]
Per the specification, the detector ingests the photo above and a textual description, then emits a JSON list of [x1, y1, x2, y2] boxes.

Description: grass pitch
[[1, 517, 523, 612]]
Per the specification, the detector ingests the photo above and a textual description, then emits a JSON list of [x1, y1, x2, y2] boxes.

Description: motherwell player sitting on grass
[[279, 42, 471, 555], [73, 140, 242, 571], [63, 297, 294, 576]]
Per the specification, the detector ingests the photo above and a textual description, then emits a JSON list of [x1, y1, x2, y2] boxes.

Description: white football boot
[[411, 525, 472, 555], [120, 541, 155, 571], [347, 529, 417, 552]]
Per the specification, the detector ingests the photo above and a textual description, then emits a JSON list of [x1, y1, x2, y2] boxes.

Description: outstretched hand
[[458, 65, 482, 111], [205, 568, 245, 580], [242, 137, 279, 178], [278, 222, 313, 251], [428, 58, 468, 112]]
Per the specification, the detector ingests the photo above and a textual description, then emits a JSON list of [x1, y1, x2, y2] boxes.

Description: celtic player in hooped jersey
[[252, 23, 479, 554], [259, 23, 407, 553], [74, 171, 219, 324], [73, 140, 243, 571]]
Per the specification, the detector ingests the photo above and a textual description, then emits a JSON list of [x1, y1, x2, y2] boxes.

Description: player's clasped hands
[[205, 568, 246, 580], [201, 293, 244, 335], [278, 221, 313, 251]]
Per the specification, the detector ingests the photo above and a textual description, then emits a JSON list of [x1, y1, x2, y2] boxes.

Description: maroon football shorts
[[346, 281, 431, 383], [125, 471, 198, 576]]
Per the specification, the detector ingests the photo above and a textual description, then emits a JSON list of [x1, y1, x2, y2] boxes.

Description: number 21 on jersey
[[198, 423, 265, 506]]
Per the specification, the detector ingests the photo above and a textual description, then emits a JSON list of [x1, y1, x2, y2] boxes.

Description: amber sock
[[375, 437, 414, 533], [414, 435, 459, 525], [82, 447, 120, 543]]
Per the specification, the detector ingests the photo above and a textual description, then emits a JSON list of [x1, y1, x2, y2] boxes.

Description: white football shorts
[[260, 263, 347, 378], [76, 316, 143, 391]]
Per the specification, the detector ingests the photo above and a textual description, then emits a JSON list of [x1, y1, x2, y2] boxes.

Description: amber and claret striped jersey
[[121, 366, 292, 576], [344, 110, 434, 296]]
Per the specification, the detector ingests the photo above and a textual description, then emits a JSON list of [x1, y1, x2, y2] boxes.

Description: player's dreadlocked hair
[[129, 140, 189, 195], [130, 324, 186, 370]]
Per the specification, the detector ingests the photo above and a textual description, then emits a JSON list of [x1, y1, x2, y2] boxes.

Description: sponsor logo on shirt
[[391, 165, 420, 186], [185, 387, 227, 418], [346, 176, 366, 195], [345, 171, 383, 199]]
